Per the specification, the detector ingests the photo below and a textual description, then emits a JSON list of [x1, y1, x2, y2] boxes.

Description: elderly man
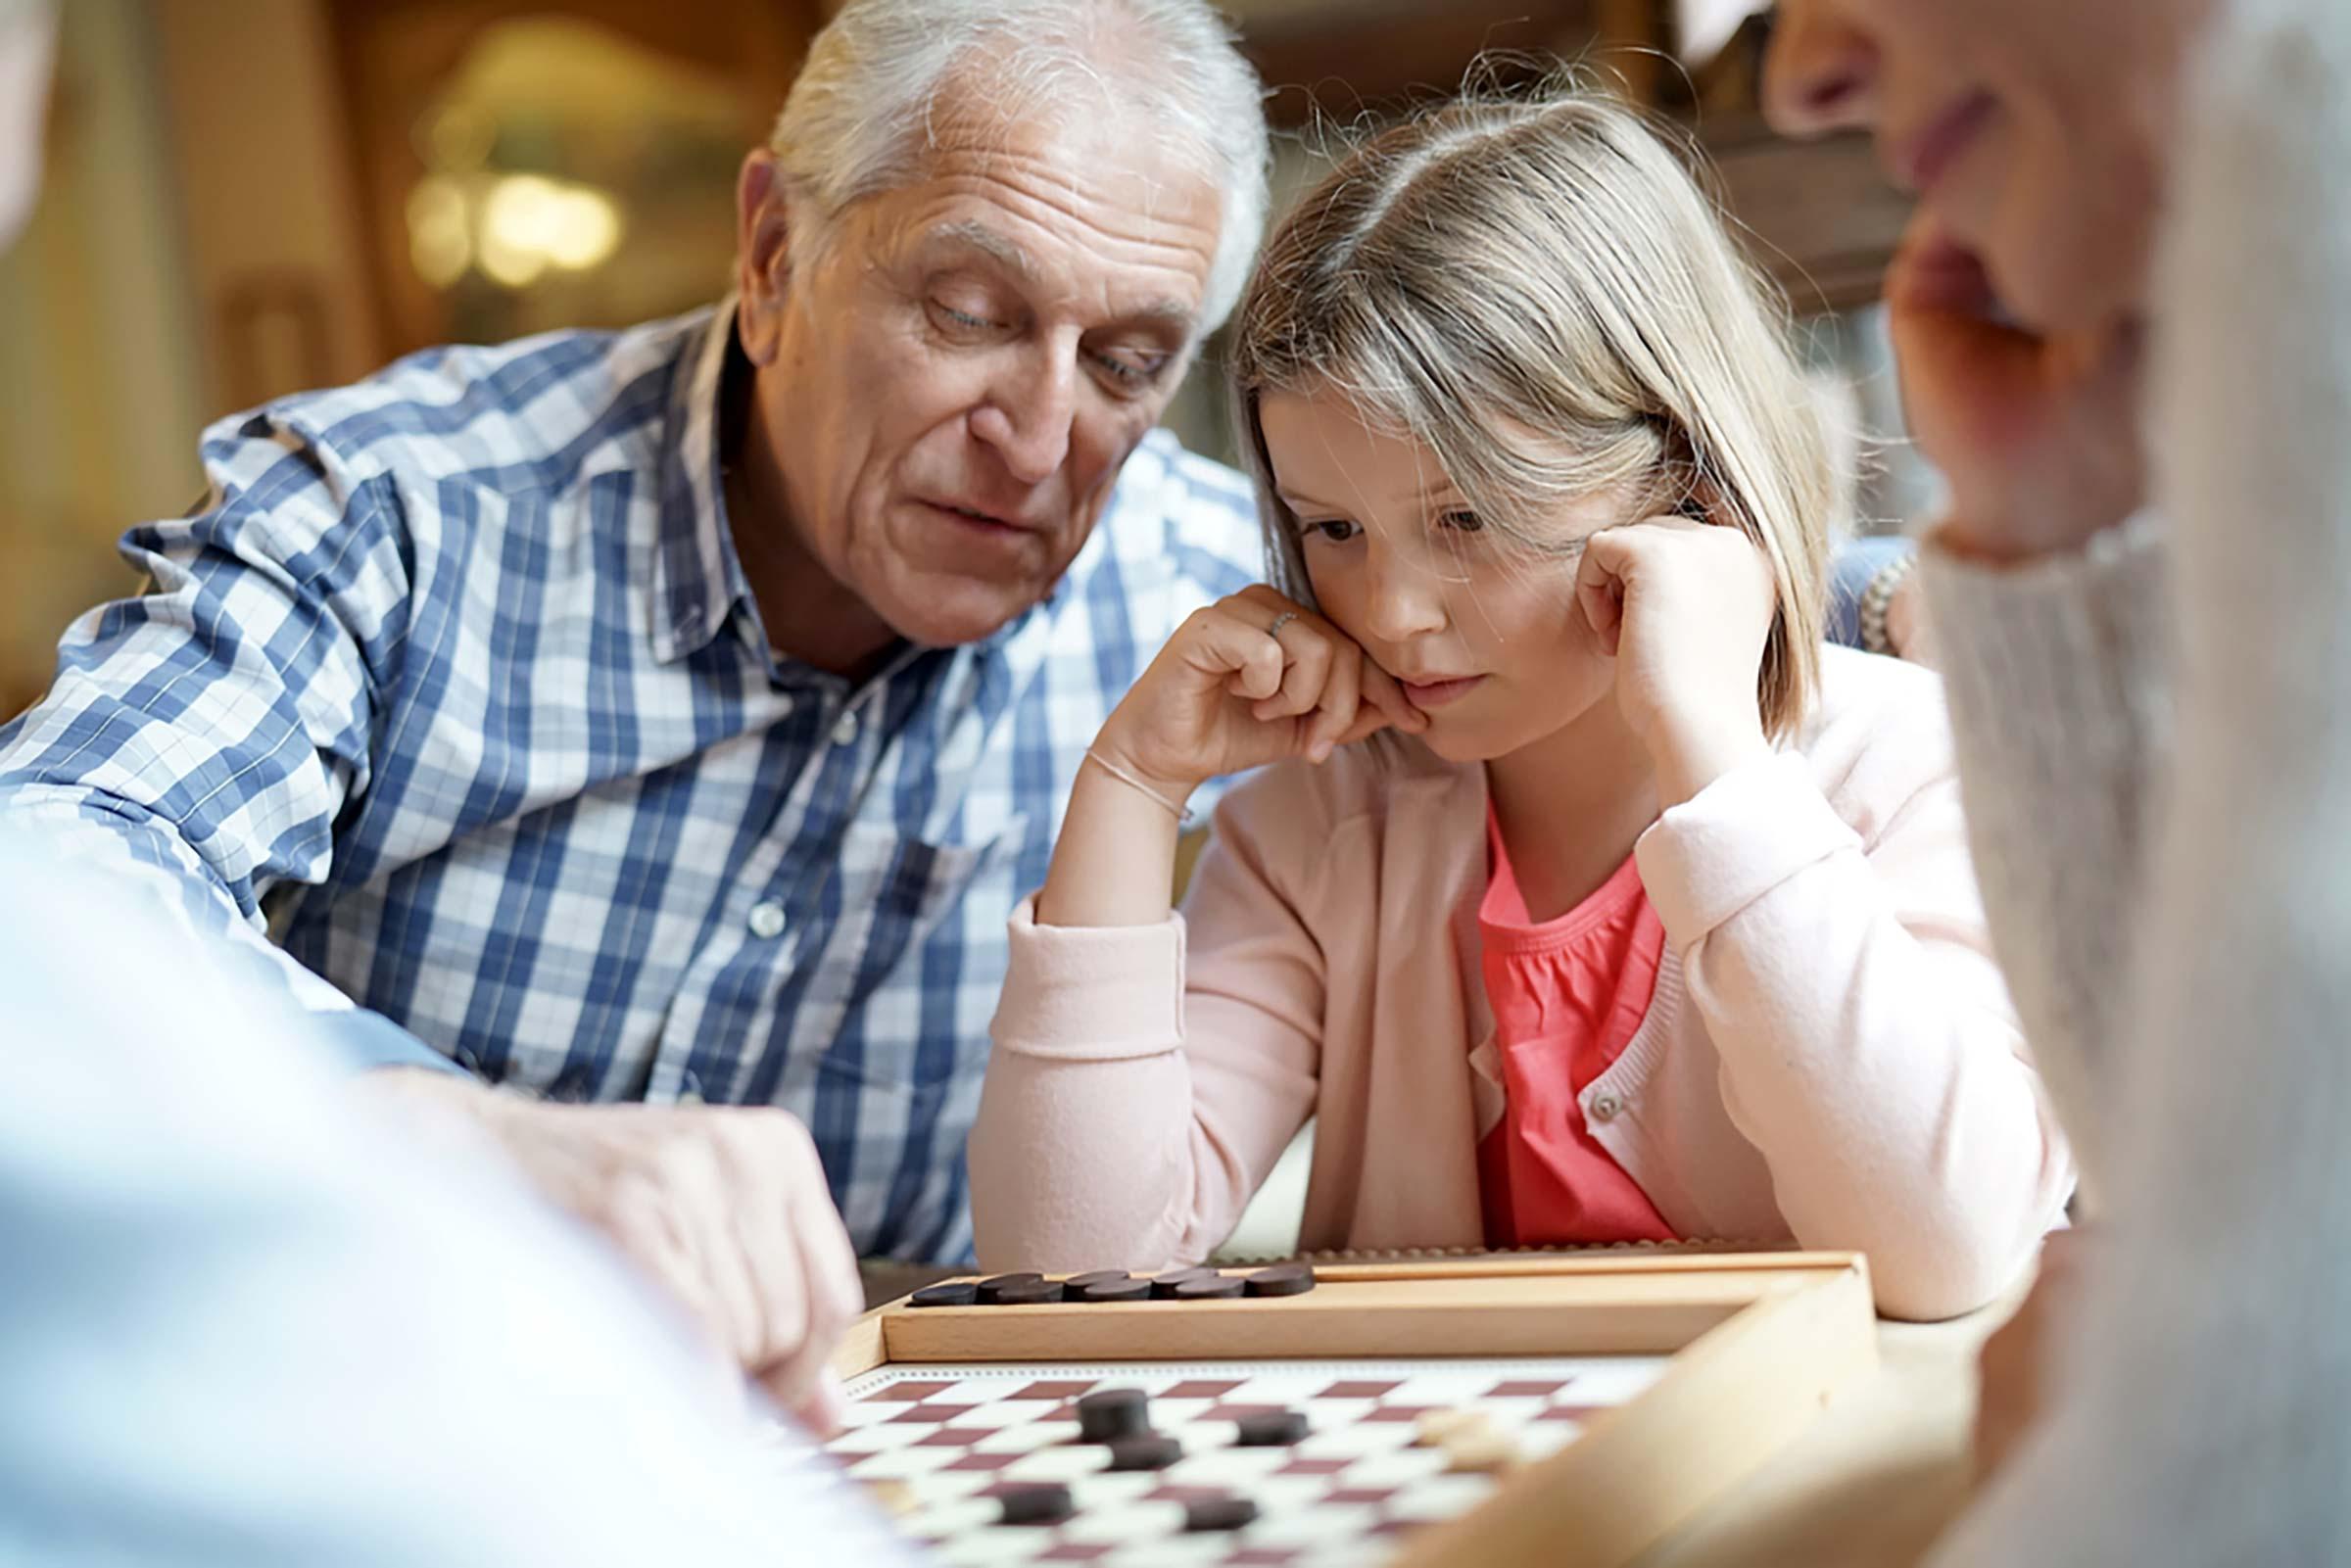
[[0, 0, 1268, 1406]]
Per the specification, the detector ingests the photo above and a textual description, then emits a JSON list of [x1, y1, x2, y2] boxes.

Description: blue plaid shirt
[[0, 304, 1265, 1263]]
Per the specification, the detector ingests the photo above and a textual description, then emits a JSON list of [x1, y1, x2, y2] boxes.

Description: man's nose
[[1762, 3, 1881, 140], [971, 349, 1076, 485]]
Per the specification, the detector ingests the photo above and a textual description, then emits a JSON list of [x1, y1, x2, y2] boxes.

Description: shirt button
[[831, 709, 860, 746], [1590, 1093, 1622, 1124], [746, 900, 787, 939]]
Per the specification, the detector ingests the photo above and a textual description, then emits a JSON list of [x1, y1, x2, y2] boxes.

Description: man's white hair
[[770, 0, 1271, 335]]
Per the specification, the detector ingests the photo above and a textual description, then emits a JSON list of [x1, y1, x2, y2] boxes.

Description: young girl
[[967, 90, 2073, 1321]]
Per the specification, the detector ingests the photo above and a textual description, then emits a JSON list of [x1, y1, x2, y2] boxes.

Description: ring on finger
[[1266, 610, 1298, 642]]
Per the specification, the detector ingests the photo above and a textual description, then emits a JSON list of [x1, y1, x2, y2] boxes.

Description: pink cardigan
[[970, 646, 2076, 1319]]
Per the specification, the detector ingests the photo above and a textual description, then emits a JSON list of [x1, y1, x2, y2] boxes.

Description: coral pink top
[[1475, 816, 1678, 1248]]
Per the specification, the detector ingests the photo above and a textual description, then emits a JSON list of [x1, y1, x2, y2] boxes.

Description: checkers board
[[812, 1354, 1668, 1565], [794, 1253, 1880, 1568]]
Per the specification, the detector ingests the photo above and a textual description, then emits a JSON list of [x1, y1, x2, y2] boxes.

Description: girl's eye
[[1301, 518, 1360, 544], [1439, 508, 1486, 534]]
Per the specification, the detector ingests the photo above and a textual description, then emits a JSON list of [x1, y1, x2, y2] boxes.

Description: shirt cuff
[[320, 1008, 466, 1074], [990, 895, 1186, 1062], [1636, 751, 1859, 945]]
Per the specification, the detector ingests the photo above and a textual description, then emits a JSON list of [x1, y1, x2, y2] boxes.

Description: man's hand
[[370, 1072, 863, 1433], [1975, 1227, 2096, 1480]]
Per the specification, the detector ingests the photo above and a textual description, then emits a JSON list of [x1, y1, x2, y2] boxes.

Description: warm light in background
[[407, 175, 470, 288], [407, 170, 625, 292]]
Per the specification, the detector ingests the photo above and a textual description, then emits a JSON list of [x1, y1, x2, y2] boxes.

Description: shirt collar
[[648, 299, 752, 664]]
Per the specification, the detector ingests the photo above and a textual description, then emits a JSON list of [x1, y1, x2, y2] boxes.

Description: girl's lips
[[1402, 676, 1484, 711]]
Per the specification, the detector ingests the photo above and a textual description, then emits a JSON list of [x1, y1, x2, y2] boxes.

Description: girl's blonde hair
[[1229, 86, 1837, 739]]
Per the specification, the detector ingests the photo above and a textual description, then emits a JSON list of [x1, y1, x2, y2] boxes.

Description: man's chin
[[878, 581, 1046, 650]]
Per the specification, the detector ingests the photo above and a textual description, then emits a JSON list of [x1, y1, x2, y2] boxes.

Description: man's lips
[[1895, 90, 1996, 195], [920, 498, 1037, 534]]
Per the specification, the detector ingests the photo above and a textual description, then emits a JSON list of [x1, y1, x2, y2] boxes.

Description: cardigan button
[[1590, 1093, 1622, 1123]]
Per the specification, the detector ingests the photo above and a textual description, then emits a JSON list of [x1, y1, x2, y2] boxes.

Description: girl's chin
[[1411, 717, 1515, 766]]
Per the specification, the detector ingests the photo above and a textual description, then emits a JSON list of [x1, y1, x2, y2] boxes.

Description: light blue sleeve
[[0, 831, 920, 1568], [0, 411, 465, 1075]]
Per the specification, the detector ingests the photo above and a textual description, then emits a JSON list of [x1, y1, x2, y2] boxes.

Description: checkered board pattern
[[786, 1355, 1672, 1566]]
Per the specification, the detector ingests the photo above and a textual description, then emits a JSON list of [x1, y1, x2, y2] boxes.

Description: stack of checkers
[[909, 1261, 1318, 1308]]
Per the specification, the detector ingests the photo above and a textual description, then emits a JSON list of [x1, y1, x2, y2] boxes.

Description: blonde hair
[[1229, 87, 1836, 738]]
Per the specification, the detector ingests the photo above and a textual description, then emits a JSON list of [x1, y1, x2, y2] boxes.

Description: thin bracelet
[[1084, 748, 1195, 829]]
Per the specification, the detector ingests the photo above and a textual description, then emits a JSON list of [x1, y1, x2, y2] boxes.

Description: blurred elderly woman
[[1770, 0, 2351, 1563]]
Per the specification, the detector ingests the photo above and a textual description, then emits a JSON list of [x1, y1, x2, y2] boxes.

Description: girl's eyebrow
[[1277, 481, 1466, 513]]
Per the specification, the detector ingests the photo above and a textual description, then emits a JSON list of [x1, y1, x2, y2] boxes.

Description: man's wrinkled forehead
[[873, 88, 1221, 310]]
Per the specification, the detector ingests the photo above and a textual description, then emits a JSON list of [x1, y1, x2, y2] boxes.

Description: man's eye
[[933, 301, 998, 331], [1090, 349, 1166, 388]]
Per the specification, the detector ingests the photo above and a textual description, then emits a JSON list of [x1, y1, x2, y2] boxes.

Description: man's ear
[[735, 149, 796, 367]]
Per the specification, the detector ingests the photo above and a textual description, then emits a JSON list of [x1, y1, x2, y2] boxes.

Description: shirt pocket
[[804, 814, 1032, 1093]]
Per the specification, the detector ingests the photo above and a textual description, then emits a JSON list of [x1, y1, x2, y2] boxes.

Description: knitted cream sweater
[[1920, 0, 2351, 1560]]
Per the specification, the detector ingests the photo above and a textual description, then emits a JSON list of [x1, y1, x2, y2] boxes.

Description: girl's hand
[[1889, 215, 2146, 565], [1092, 585, 1427, 800], [1575, 515, 1776, 806]]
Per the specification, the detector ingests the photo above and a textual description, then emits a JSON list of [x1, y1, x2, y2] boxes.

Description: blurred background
[[0, 0, 1936, 721]]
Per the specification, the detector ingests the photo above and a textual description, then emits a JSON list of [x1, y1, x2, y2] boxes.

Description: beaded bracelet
[[1858, 549, 1920, 657]]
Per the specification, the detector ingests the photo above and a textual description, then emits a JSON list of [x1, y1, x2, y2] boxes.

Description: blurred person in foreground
[[0, 2, 910, 1561], [1769, 0, 2351, 1561]]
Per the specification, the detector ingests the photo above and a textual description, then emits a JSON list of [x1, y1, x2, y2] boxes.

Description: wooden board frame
[[832, 1251, 1879, 1568]]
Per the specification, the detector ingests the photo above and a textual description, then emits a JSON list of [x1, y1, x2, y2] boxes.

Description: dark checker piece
[[995, 1483, 1076, 1526], [1149, 1266, 1219, 1299], [1233, 1408, 1310, 1447], [1183, 1496, 1261, 1532], [1080, 1278, 1152, 1304], [975, 1271, 1047, 1305], [1173, 1274, 1245, 1301], [1105, 1432, 1184, 1471], [908, 1280, 979, 1308], [1060, 1270, 1131, 1301], [987, 1279, 1063, 1307], [1243, 1261, 1318, 1298], [1076, 1389, 1152, 1443]]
